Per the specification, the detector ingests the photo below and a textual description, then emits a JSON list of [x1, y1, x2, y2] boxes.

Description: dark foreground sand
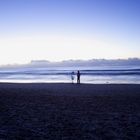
[[0, 83, 140, 139]]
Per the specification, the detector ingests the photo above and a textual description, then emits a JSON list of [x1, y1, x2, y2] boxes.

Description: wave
[[0, 67, 140, 83], [0, 69, 140, 76]]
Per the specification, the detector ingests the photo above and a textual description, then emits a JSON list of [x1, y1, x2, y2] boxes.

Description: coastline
[[0, 82, 140, 96]]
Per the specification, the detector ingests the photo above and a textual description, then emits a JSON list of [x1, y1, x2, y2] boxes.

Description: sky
[[0, 0, 140, 65]]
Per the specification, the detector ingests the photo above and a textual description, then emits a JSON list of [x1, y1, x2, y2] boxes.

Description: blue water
[[0, 66, 140, 84]]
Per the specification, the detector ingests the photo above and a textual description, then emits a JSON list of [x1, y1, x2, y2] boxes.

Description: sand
[[0, 83, 140, 139]]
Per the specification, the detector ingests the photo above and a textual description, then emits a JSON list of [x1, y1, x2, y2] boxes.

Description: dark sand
[[0, 83, 140, 139]]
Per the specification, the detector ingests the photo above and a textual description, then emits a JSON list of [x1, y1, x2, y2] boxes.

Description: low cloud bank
[[1, 58, 140, 69], [29, 58, 140, 67]]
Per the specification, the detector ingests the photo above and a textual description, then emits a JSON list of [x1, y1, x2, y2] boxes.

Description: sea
[[0, 65, 140, 84]]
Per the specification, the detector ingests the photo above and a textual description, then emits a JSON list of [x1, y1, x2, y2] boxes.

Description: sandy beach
[[0, 83, 140, 139]]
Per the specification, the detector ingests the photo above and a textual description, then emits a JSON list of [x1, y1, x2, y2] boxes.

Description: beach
[[0, 83, 140, 139]]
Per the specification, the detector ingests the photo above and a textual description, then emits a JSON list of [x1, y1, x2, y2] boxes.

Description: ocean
[[0, 66, 140, 84]]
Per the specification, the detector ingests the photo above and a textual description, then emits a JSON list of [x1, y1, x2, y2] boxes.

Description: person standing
[[71, 71, 75, 83], [77, 70, 81, 84]]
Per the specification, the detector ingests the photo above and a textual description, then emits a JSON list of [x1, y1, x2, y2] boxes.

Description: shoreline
[[0, 82, 140, 96]]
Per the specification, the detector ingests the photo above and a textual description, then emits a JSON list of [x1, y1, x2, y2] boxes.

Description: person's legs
[[77, 77, 80, 84], [77, 78, 79, 84]]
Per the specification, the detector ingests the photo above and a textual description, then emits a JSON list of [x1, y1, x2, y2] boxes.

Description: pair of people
[[71, 71, 80, 84]]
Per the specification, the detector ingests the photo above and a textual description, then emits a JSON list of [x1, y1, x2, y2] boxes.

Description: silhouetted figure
[[71, 71, 75, 83], [77, 70, 80, 84]]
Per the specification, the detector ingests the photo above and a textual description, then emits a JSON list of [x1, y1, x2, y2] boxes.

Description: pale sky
[[0, 0, 140, 65]]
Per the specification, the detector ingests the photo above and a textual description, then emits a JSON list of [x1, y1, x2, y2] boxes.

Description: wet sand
[[0, 83, 140, 139]]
